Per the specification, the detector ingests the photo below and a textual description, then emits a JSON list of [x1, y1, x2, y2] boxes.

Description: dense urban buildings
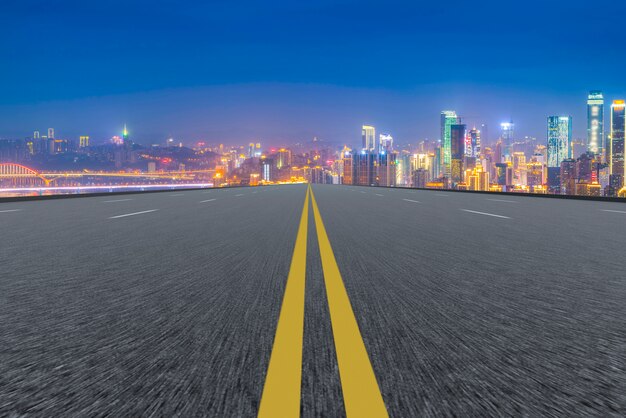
[[2, 91, 626, 198]]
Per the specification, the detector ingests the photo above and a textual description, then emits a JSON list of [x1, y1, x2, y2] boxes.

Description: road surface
[[1, 184, 624, 417]]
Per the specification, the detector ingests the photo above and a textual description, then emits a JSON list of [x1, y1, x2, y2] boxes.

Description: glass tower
[[440, 110, 459, 177], [587, 91, 604, 156], [609, 100, 625, 193], [547, 116, 572, 168]]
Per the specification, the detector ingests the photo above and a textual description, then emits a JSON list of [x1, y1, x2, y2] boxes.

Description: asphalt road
[[1, 184, 625, 417]]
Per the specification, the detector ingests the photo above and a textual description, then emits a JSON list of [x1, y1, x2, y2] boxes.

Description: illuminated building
[[587, 91, 604, 156], [467, 164, 489, 191], [379, 133, 393, 153], [396, 151, 411, 186], [560, 158, 576, 195], [440, 111, 459, 177], [468, 127, 481, 158], [342, 152, 353, 185], [33, 131, 40, 139], [500, 122, 514, 159], [512, 152, 527, 186], [526, 161, 544, 190], [122, 124, 130, 146], [608, 100, 625, 196], [362, 125, 376, 151], [354, 151, 376, 186], [277, 148, 292, 169], [376, 152, 397, 187], [248, 143, 255, 158], [79, 136, 90, 148], [261, 157, 275, 182], [547, 116, 572, 193], [48, 128, 55, 139], [450, 124, 466, 185]]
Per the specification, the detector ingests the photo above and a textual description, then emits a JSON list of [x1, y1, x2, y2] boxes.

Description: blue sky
[[1, 0, 625, 146]]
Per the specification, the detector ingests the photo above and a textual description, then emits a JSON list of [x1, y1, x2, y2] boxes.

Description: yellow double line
[[259, 185, 388, 418]]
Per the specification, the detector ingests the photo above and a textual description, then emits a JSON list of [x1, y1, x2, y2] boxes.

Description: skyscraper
[[547, 116, 572, 167], [362, 125, 376, 151], [608, 100, 625, 195], [48, 128, 54, 139], [440, 110, 459, 177], [587, 91, 604, 156], [379, 133, 393, 153], [33, 131, 40, 139], [468, 127, 481, 158], [500, 121, 514, 159], [79, 136, 90, 148], [547, 116, 572, 193], [450, 124, 466, 184]]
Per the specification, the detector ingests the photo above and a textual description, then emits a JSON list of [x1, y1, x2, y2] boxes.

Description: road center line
[[258, 187, 310, 418], [0, 209, 21, 213], [199, 199, 216, 203], [309, 188, 389, 418], [102, 199, 133, 203], [109, 209, 159, 219], [403, 199, 421, 203], [461, 209, 510, 219], [375, 193, 384, 196], [601, 209, 626, 214], [486, 199, 517, 203], [235, 194, 244, 197]]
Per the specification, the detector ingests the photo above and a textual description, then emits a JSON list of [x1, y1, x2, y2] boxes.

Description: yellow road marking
[[309, 187, 388, 418], [258, 186, 310, 418]]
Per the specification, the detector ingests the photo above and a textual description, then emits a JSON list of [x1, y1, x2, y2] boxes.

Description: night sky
[[1, 0, 625, 146]]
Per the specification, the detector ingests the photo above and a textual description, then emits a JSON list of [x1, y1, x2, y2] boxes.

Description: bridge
[[0, 163, 216, 186]]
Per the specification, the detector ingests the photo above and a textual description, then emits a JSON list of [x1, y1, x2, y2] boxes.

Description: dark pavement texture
[[1, 184, 625, 417]]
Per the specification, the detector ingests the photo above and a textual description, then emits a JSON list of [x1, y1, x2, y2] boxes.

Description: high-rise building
[[48, 128, 55, 139], [512, 152, 527, 186], [547, 116, 572, 193], [560, 159, 577, 195], [450, 124, 466, 185], [33, 131, 40, 139], [379, 133, 393, 153], [500, 121, 514, 159], [412, 168, 429, 188], [122, 124, 130, 145], [362, 125, 376, 151], [587, 91, 604, 155], [277, 148, 292, 169], [608, 100, 625, 195], [79, 136, 90, 148], [547, 116, 572, 167], [468, 127, 481, 158], [441, 111, 459, 177]]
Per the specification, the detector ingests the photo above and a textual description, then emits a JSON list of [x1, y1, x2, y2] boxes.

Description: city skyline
[[3, 88, 626, 148]]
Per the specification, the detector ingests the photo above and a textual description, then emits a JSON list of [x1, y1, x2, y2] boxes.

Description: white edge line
[[109, 209, 159, 219], [402, 199, 421, 203], [199, 199, 217, 203], [0, 209, 21, 213], [601, 209, 626, 214], [461, 209, 510, 219], [103, 199, 133, 203], [486, 199, 517, 203], [375, 193, 384, 196]]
